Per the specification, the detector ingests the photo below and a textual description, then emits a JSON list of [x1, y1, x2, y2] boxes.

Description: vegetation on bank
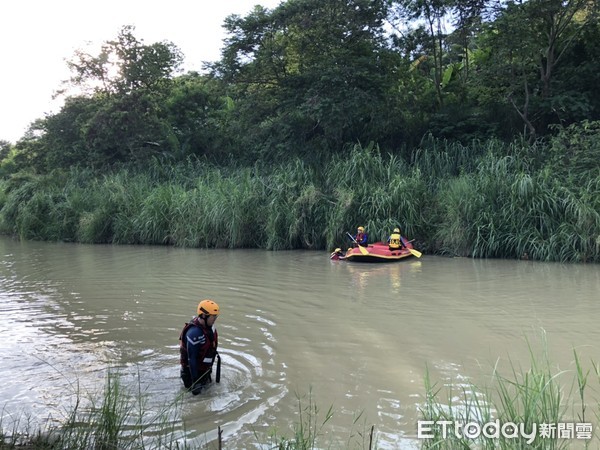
[[2, 343, 598, 449], [0, 372, 188, 450], [0, 1, 598, 262], [0, 133, 598, 263], [420, 342, 597, 449]]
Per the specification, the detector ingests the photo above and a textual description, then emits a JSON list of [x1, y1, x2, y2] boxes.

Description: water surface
[[0, 237, 598, 448]]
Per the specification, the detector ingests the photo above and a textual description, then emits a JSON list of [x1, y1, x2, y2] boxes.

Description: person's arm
[[360, 234, 368, 245]]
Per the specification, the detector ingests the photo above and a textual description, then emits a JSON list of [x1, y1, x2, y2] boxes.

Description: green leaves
[[65, 25, 183, 97], [7, 0, 600, 175], [211, 0, 398, 160]]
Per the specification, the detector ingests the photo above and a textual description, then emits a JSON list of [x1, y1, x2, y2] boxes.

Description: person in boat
[[387, 227, 406, 251], [330, 247, 346, 260], [179, 299, 220, 395], [352, 226, 368, 247]]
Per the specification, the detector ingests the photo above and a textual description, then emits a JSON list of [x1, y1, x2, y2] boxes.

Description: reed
[[263, 391, 335, 450], [433, 151, 600, 262], [0, 370, 193, 450], [0, 137, 598, 262], [259, 390, 377, 450], [200, 168, 268, 248], [419, 340, 595, 449], [322, 143, 434, 247], [1, 377, 373, 450], [411, 136, 482, 185]]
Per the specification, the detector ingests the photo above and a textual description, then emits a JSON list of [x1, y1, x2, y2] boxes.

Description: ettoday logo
[[417, 420, 593, 444]]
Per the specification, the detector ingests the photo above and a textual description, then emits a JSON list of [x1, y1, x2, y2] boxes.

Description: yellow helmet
[[335, 248, 342, 253], [197, 299, 220, 316], [357, 226, 364, 232], [393, 228, 400, 233]]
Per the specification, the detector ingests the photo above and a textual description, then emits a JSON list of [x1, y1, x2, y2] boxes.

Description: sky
[[0, 0, 282, 143]]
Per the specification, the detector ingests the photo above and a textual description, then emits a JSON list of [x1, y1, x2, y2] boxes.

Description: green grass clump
[[259, 390, 376, 450], [419, 339, 597, 449], [1, 135, 598, 262], [0, 371, 191, 450], [1, 377, 376, 450]]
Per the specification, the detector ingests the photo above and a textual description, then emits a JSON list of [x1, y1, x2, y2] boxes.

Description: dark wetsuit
[[179, 317, 218, 393]]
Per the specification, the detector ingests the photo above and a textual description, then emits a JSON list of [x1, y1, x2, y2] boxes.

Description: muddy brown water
[[0, 236, 598, 448]]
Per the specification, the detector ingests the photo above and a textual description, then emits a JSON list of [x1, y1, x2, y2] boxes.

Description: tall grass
[[434, 154, 600, 261], [0, 370, 192, 450], [419, 340, 597, 449], [262, 390, 377, 450], [0, 135, 598, 262], [1, 376, 375, 450], [263, 390, 335, 450]]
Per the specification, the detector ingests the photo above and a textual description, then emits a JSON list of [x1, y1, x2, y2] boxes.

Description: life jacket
[[389, 232, 402, 249], [355, 232, 367, 244], [179, 317, 219, 373]]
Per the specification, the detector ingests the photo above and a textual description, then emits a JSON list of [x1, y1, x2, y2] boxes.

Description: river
[[0, 236, 598, 448]]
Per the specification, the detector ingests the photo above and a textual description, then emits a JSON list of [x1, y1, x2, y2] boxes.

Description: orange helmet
[[197, 299, 220, 316]]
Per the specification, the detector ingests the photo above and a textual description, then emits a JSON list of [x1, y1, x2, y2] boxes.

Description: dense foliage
[[0, 140, 598, 262], [0, 0, 598, 262], [4, 0, 600, 168]]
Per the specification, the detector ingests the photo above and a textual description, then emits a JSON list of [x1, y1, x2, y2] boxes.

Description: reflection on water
[[343, 260, 423, 295], [0, 237, 599, 448]]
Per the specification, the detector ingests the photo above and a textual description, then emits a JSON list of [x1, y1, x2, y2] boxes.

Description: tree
[[62, 25, 183, 97], [210, 0, 397, 159], [82, 91, 178, 167], [552, 17, 600, 124], [475, 0, 600, 140], [392, 0, 456, 109], [15, 27, 184, 171], [0, 140, 11, 161], [19, 97, 99, 171]]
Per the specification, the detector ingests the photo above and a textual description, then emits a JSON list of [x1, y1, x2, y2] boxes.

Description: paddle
[[408, 248, 422, 258], [346, 231, 369, 256], [401, 236, 422, 258]]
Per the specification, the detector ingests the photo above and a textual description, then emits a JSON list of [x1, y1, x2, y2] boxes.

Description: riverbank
[[0, 139, 598, 263]]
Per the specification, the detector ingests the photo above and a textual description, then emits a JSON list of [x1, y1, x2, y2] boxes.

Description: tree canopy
[[3, 0, 599, 172]]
